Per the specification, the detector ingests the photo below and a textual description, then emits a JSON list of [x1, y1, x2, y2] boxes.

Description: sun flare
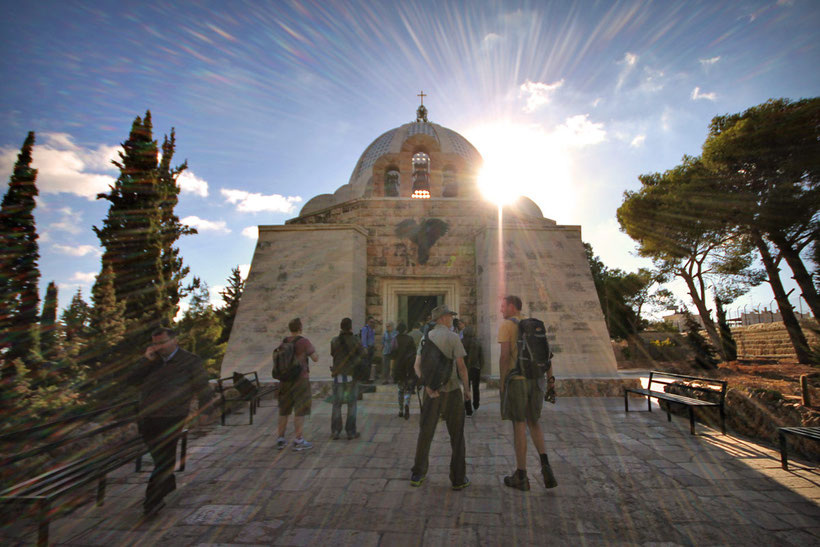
[[469, 123, 575, 220]]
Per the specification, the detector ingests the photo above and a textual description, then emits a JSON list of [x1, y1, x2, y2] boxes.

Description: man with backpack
[[330, 317, 364, 440], [498, 295, 557, 491], [274, 318, 318, 451], [410, 304, 471, 490]]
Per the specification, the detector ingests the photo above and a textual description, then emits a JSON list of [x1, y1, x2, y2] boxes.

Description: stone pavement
[[4, 386, 819, 546]]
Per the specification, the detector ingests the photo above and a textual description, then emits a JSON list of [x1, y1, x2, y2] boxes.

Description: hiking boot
[[292, 438, 313, 451], [347, 432, 360, 440], [404, 404, 410, 420], [504, 470, 530, 491], [276, 437, 287, 450], [452, 478, 470, 490], [410, 473, 426, 487], [331, 432, 341, 440], [541, 462, 558, 489], [143, 500, 165, 517], [398, 409, 404, 418]]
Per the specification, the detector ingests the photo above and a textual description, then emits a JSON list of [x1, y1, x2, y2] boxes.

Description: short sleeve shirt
[[285, 336, 315, 379], [418, 323, 467, 392], [498, 316, 524, 380]]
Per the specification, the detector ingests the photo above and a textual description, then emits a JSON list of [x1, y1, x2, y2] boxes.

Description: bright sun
[[469, 123, 575, 219]]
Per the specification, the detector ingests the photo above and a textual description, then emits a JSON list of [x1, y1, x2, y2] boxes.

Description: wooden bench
[[778, 427, 820, 470], [624, 371, 727, 435], [0, 402, 187, 546], [216, 372, 276, 425]]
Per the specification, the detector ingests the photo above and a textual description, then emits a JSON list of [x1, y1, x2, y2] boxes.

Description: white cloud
[[554, 115, 606, 147], [210, 284, 225, 308], [639, 67, 665, 93], [0, 133, 119, 200], [616, 52, 638, 90], [178, 170, 209, 197], [181, 215, 230, 234], [53, 243, 101, 257], [238, 264, 250, 280], [50, 206, 83, 234], [481, 32, 502, 51], [241, 226, 259, 239], [519, 79, 564, 113], [70, 271, 97, 283], [623, 52, 638, 66], [630, 135, 646, 148], [221, 188, 302, 213], [691, 86, 717, 101], [699, 56, 721, 66]]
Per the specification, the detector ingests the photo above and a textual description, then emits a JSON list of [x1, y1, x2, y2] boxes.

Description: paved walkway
[[5, 387, 820, 546]]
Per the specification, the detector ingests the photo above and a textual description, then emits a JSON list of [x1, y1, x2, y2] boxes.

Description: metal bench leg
[[689, 407, 695, 435], [624, 392, 629, 412], [779, 431, 789, 470], [179, 430, 187, 472], [221, 398, 227, 426], [135, 453, 142, 472], [666, 409, 671, 422], [97, 475, 106, 506], [249, 401, 254, 425], [647, 396, 652, 412], [719, 406, 726, 435], [37, 499, 49, 547]]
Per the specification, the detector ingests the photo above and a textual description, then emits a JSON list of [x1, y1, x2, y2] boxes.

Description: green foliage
[[683, 310, 718, 369], [645, 320, 680, 333], [40, 281, 64, 364], [218, 266, 245, 344], [714, 295, 737, 361], [650, 337, 677, 348], [176, 278, 225, 378], [0, 132, 41, 377], [86, 263, 129, 404], [61, 289, 92, 361]]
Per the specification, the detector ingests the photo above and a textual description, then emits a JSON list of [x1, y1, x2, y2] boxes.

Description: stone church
[[221, 103, 617, 380]]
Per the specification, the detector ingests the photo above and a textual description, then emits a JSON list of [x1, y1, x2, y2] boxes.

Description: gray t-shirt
[[418, 323, 467, 392]]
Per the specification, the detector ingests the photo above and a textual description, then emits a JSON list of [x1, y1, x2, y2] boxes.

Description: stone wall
[[732, 320, 820, 361], [221, 225, 367, 379]]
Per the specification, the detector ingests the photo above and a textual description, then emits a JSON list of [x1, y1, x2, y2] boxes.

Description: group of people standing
[[126, 295, 556, 517]]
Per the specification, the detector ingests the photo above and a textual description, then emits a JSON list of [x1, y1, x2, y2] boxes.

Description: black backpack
[[513, 318, 552, 379], [272, 336, 303, 382], [418, 331, 453, 391]]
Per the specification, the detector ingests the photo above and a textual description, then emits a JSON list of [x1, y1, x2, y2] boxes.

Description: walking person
[[126, 327, 217, 516], [275, 318, 318, 451], [380, 321, 397, 384], [359, 316, 376, 382], [330, 318, 364, 440], [391, 322, 417, 419], [462, 325, 483, 416], [410, 305, 471, 490], [498, 296, 557, 490]]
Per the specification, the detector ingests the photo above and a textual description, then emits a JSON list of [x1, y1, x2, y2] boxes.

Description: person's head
[[150, 327, 178, 358], [288, 317, 302, 334], [501, 295, 522, 319], [431, 304, 457, 328], [452, 318, 463, 331], [397, 322, 407, 334], [367, 316, 375, 328], [386, 321, 394, 332], [340, 317, 353, 333]]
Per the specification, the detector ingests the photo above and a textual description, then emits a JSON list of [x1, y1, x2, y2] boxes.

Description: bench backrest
[[648, 371, 728, 403], [217, 371, 260, 397]]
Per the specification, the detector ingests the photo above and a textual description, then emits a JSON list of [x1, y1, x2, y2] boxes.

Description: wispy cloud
[[0, 133, 119, 200], [481, 32, 502, 51], [616, 52, 638, 90], [699, 56, 721, 67], [554, 115, 606, 147], [178, 171, 209, 197], [181, 215, 230, 233], [519, 79, 564, 113], [50, 207, 83, 234], [691, 86, 717, 101], [630, 135, 646, 148], [221, 189, 302, 213], [241, 226, 258, 239], [53, 243, 101, 257], [70, 271, 97, 283]]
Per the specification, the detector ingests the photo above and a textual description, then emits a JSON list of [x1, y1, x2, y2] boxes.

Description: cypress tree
[[684, 310, 718, 369], [61, 288, 91, 361], [714, 295, 737, 362], [40, 281, 63, 364], [218, 266, 245, 344], [0, 132, 40, 377], [87, 263, 128, 402]]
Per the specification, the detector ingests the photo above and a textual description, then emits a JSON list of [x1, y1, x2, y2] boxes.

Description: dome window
[[442, 167, 458, 197], [385, 169, 400, 197], [411, 152, 431, 199]]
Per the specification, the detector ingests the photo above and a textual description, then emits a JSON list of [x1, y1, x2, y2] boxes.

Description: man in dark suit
[[126, 327, 215, 516]]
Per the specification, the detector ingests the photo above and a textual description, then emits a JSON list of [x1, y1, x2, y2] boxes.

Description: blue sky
[[1, 0, 818, 319]]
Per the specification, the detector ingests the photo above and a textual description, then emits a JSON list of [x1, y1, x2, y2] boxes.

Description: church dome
[[299, 105, 483, 217]]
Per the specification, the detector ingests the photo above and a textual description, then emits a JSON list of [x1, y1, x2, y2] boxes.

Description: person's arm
[[456, 356, 470, 400], [125, 346, 160, 385], [309, 351, 319, 363]]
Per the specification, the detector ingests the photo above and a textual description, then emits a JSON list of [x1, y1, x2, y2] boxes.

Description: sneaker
[[452, 478, 470, 490], [398, 410, 404, 418], [331, 432, 341, 440], [404, 404, 409, 420], [276, 437, 287, 450], [504, 470, 530, 491], [292, 438, 313, 451], [541, 463, 558, 489], [347, 432, 361, 440], [410, 473, 426, 487]]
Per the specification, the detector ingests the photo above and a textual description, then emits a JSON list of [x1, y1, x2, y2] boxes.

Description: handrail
[[0, 401, 138, 442]]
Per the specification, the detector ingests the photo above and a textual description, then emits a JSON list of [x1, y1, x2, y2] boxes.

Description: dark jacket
[[126, 347, 211, 418], [330, 331, 363, 378], [462, 331, 484, 371], [391, 333, 417, 384]]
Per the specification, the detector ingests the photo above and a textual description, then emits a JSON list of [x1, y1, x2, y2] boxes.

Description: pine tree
[[218, 266, 245, 344], [40, 281, 63, 364], [61, 288, 91, 360], [714, 295, 737, 362], [86, 263, 128, 402], [683, 311, 718, 369], [0, 132, 40, 377], [177, 278, 224, 378]]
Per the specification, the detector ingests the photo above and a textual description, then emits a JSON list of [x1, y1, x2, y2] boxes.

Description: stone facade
[[221, 110, 617, 380]]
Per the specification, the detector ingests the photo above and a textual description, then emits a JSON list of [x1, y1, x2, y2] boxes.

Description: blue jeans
[[331, 381, 358, 435]]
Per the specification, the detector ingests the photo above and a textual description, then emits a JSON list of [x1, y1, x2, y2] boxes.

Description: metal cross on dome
[[417, 90, 426, 105], [416, 90, 429, 122]]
